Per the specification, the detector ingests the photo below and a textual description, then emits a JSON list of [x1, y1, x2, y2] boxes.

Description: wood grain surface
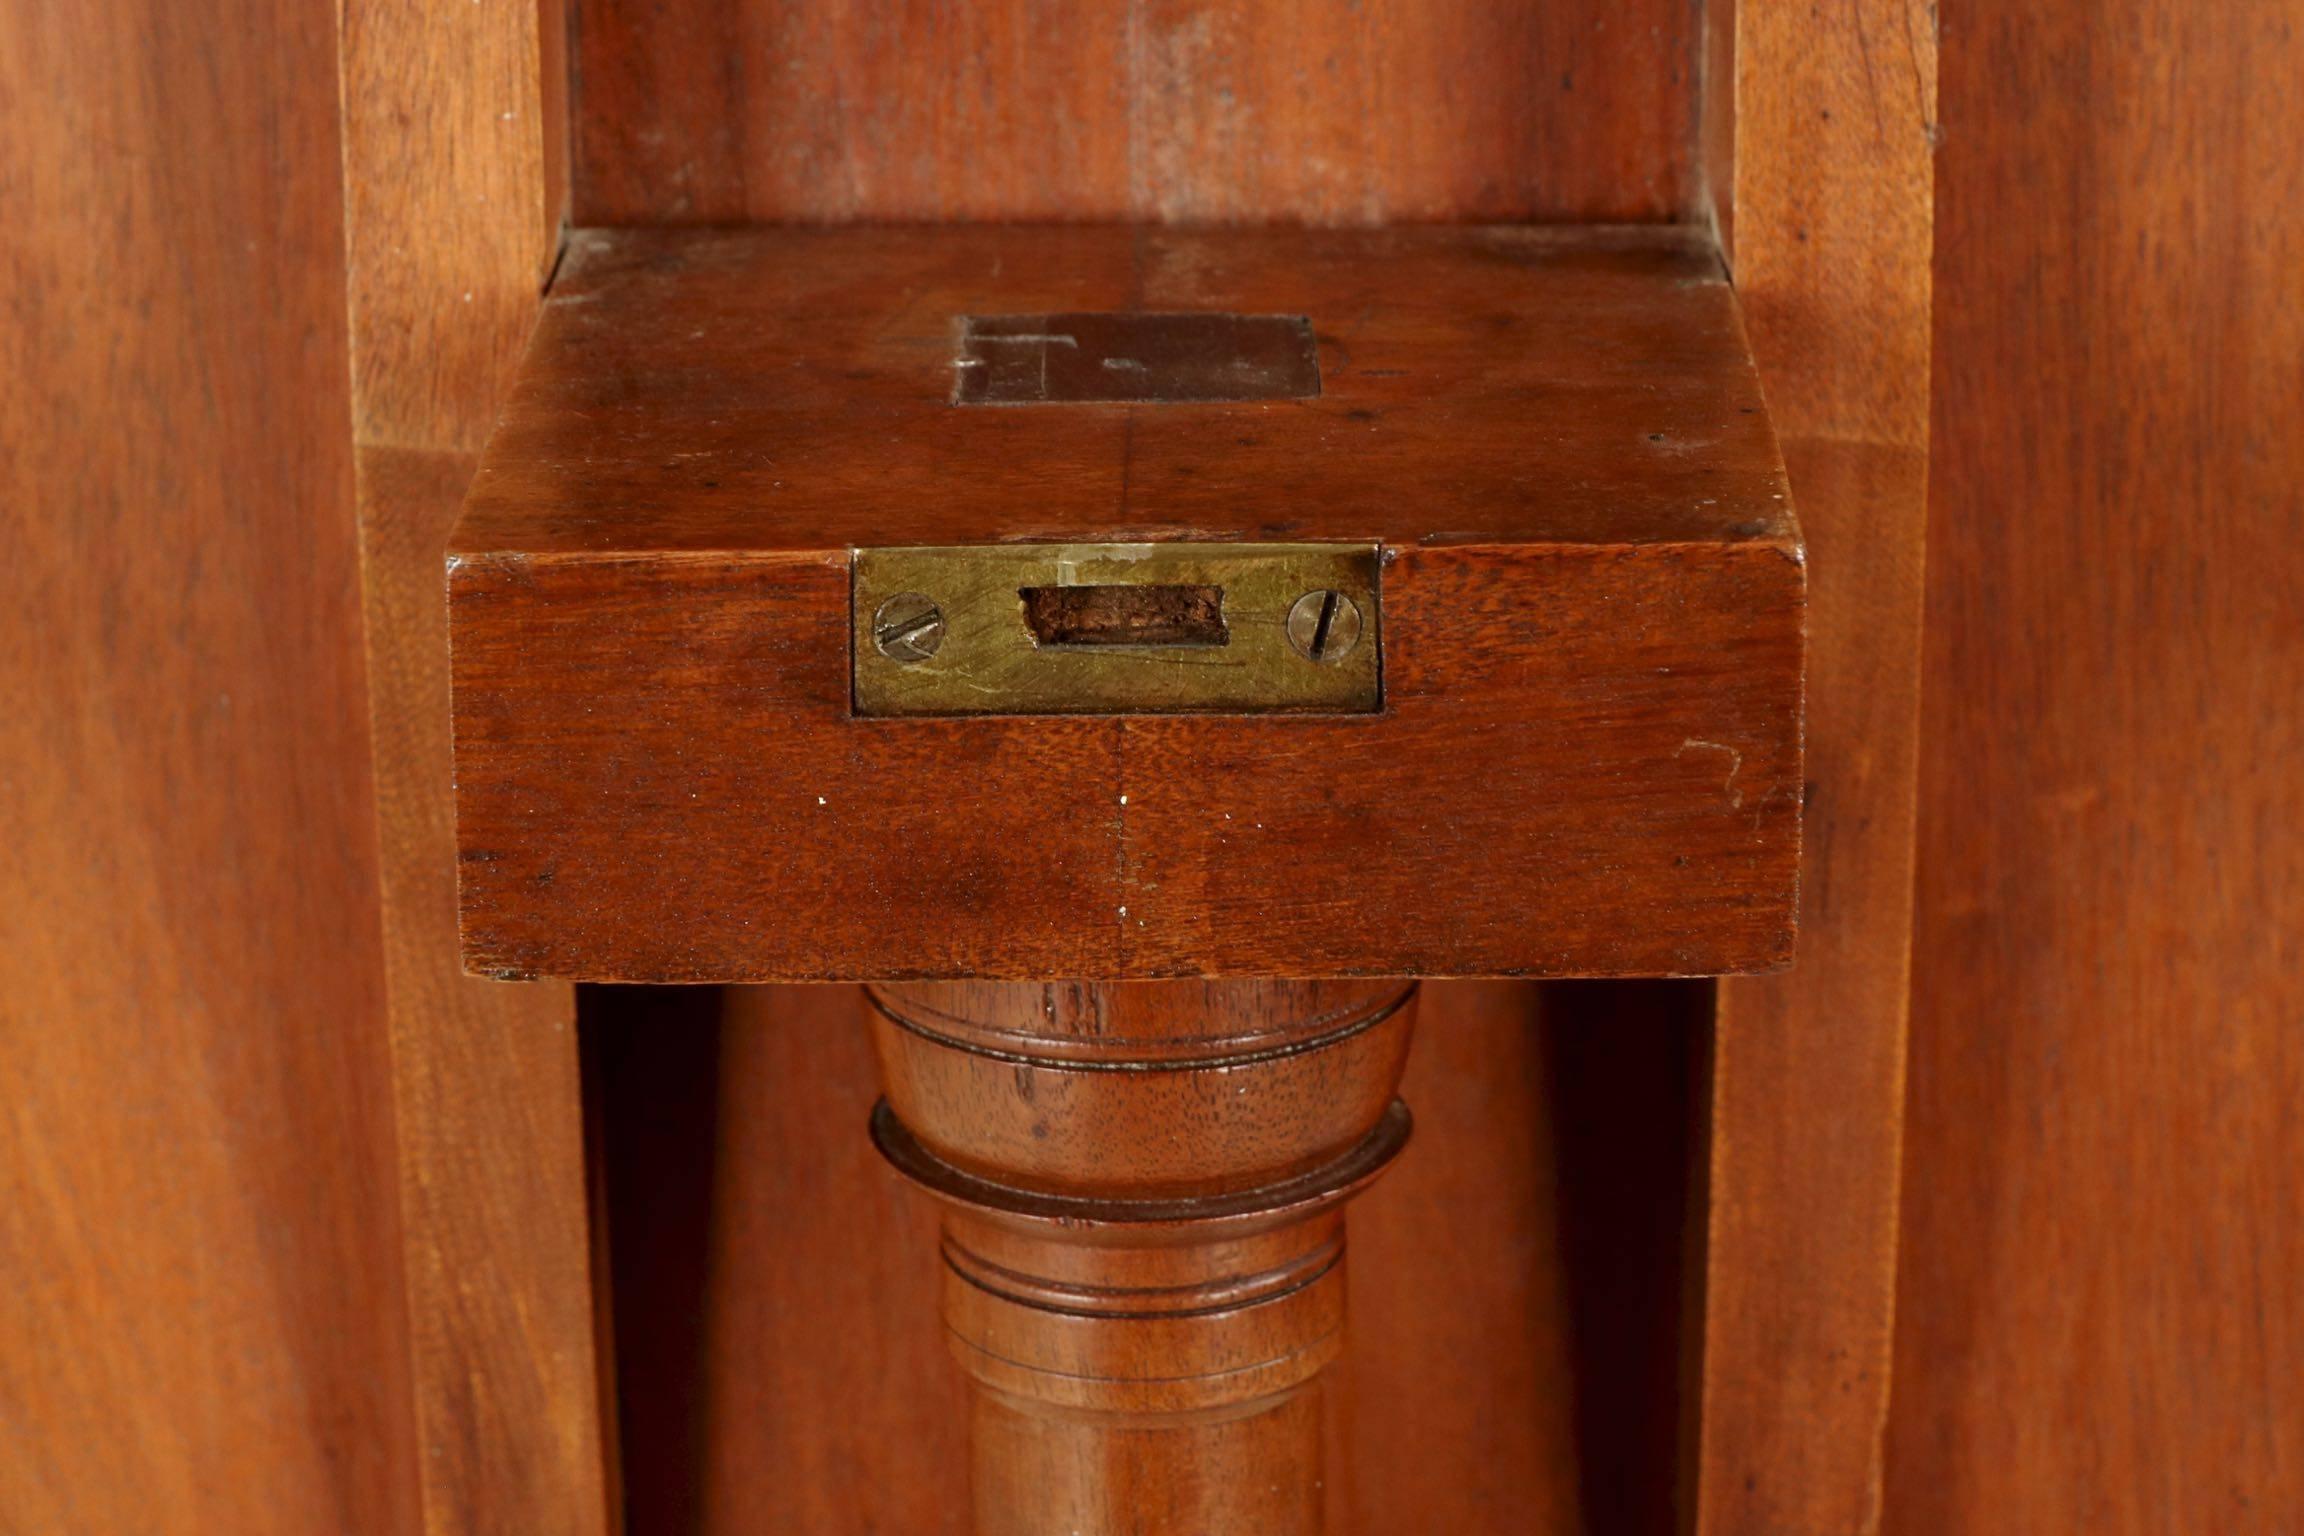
[[1884, 3, 2304, 1530], [0, 1, 418, 1530], [868, 980, 1414, 1534], [570, 0, 1699, 225], [449, 224, 1804, 982], [336, 1, 609, 1531], [1697, 1, 1938, 1532], [1697, 0, 1736, 260], [458, 224, 1791, 556], [868, 980, 1412, 1194]]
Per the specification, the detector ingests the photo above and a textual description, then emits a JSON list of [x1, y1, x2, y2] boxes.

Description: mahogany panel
[[1885, 4, 2304, 1530], [356, 448, 607, 1536], [1693, 1, 1937, 1532], [570, 0, 1699, 225], [449, 224, 1804, 982], [337, 0, 609, 1529], [0, 0, 417, 1530], [1699, 0, 1735, 259]]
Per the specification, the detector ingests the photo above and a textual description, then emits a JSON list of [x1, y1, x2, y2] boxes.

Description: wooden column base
[[866, 981, 1417, 1536]]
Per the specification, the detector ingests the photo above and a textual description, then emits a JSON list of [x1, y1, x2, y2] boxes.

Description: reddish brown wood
[[1698, 0, 1736, 260], [1333, 978, 1704, 1536], [454, 225, 1789, 556], [448, 223, 1804, 983], [1693, 1, 1937, 1531], [570, 0, 1699, 225], [358, 449, 609, 1536], [336, 0, 610, 1531], [867, 981, 1415, 1535], [0, 2, 421, 1531], [1885, 3, 2304, 1530]]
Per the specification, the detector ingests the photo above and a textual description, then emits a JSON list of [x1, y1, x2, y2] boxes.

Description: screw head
[[872, 592, 945, 663], [1285, 589, 1362, 664]]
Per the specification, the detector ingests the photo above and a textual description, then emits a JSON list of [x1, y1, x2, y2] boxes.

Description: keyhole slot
[[1019, 585, 1229, 649]]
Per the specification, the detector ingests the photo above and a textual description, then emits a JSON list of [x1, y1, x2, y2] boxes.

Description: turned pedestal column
[[865, 981, 1416, 1535]]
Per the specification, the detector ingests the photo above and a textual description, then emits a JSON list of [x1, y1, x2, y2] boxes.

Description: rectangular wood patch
[[953, 312, 1321, 405]]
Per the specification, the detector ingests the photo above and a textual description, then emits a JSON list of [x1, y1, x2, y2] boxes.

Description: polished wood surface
[[570, 0, 1700, 225], [869, 981, 1413, 1194], [449, 223, 1804, 983], [868, 980, 1414, 1535], [337, 1, 611, 1530], [455, 225, 1789, 557], [1695, 1, 1938, 1531], [1885, 2, 2304, 1530], [0, 2, 419, 1530], [359, 449, 609, 1536]]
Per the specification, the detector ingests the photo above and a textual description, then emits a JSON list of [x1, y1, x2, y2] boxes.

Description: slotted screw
[[1285, 589, 1362, 664], [873, 592, 946, 663]]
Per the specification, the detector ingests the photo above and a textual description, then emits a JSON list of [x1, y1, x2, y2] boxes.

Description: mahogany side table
[[449, 222, 1802, 1535]]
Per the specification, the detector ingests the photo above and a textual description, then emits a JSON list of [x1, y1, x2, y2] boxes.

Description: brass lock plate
[[852, 543, 1381, 716]]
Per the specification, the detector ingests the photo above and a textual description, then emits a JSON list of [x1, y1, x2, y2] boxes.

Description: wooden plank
[[446, 225, 1804, 983], [0, 1, 419, 1530], [356, 447, 608, 1536], [1698, 0, 1735, 260], [569, 0, 1699, 224], [340, 0, 564, 449], [336, 0, 609, 1531], [1697, 0, 1937, 1531], [1884, 4, 2304, 1529]]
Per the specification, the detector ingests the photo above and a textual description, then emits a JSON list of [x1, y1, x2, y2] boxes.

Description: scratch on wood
[[1679, 738, 1745, 807]]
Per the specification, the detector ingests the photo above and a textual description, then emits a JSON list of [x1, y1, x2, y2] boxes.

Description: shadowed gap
[[591, 979, 1706, 1535], [1540, 978, 1711, 1536]]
